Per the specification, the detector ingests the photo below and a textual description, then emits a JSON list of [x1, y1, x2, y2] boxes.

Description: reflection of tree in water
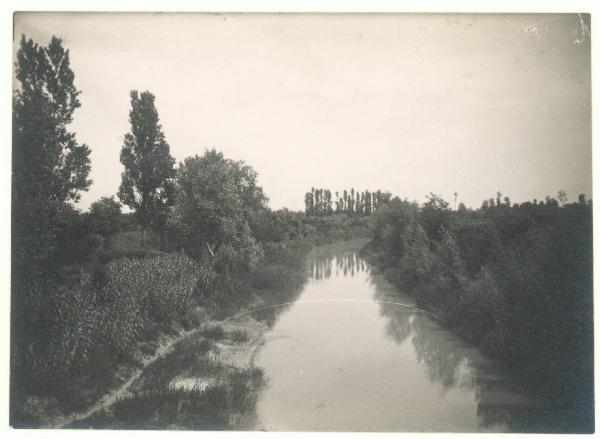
[[369, 269, 531, 431], [255, 251, 370, 331], [310, 251, 368, 280], [412, 317, 472, 392], [251, 283, 305, 330], [374, 295, 468, 393]]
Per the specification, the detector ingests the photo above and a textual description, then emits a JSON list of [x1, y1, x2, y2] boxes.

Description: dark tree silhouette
[[13, 35, 92, 269], [304, 191, 315, 216], [12, 34, 92, 419], [118, 90, 176, 247], [89, 196, 123, 249]]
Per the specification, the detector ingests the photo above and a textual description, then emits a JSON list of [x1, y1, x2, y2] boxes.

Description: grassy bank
[[66, 316, 267, 429], [12, 237, 312, 428], [61, 237, 318, 429]]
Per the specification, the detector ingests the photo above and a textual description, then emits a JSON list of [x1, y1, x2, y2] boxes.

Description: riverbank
[[65, 313, 269, 429], [234, 239, 532, 432], [58, 240, 370, 429], [14, 238, 310, 428], [360, 196, 594, 433]]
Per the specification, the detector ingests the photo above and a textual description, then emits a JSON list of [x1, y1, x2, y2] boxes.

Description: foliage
[[12, 35, 92, 269], [118, 90, 176, 241], [304, 187, 391, 216], [11, 35, 92, 420], [170, 149, 266, 271], [89, 196, 123, 248], [364, 191, 594, 432], [23, 253, 211, 414]]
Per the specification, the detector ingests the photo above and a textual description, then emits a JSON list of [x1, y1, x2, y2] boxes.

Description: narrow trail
[[53, 312, 263, 429], [52, 325, 204, 429]]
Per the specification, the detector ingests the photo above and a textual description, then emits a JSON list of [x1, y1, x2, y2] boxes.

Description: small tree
[[557, 190, 568, 206], [304, 191, 315, 216], [343, 190, 348, 213], [118, 90, 175, 247], [365, 190, 372, 215], [89, 196, 122, 249]]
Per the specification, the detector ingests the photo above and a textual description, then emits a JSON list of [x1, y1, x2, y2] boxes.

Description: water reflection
[[310, 251, 369, 281], [309, 250, 482, 393], [368, 255, 531, 431], [249, 241, 531, 432]]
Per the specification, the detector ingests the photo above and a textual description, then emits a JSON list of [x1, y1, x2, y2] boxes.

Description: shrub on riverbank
[[363, 194, 593, 433], [13, 253, 212, 424]]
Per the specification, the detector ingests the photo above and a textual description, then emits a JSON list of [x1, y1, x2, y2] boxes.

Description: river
[[240, 240, 532, 432]]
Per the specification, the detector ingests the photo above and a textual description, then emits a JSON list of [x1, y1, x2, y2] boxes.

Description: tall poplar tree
[[12, 35, 92, 412], [118, 90, 176, 246], [13, 35, 92, 269]]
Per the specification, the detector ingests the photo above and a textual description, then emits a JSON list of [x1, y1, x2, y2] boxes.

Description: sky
[[13, 13, 592, 211]]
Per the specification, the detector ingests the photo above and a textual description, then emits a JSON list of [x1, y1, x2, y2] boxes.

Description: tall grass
[[32, 253, 214, 416]]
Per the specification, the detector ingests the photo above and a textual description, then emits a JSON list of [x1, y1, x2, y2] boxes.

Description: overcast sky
[[13, 13, 591, 211]]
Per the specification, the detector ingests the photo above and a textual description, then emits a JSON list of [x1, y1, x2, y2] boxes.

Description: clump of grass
[[76, 366, 265, 429], [135, 337, 213, 390], [201, 326, 250, 343], [227, 330, 249, 343], [201, 325, 226, 340]]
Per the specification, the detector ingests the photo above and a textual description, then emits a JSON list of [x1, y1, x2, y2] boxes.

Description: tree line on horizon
[[304, 187, 392, 216]]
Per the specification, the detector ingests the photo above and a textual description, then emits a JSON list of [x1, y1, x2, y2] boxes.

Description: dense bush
[[364, 194, 593, 432], [20, 253, 212, 414]]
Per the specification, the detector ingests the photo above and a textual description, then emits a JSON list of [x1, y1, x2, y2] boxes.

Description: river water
[[243, 240, 531, 432]]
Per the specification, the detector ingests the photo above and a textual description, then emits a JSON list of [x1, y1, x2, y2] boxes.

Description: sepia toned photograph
[[9, 10, 593, 433]]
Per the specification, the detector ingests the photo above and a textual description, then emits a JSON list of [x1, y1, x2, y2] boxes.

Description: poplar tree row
[[304, 187, 392, 216]]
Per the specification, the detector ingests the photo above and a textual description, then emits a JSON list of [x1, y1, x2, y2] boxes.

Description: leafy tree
[[557, 190, 568, 206], [171, 149, 266, 271], [356, 191, 363, 215], [420, 193, 451, 242], [365, 190, 372, 215], [54, 205, 101, 268], [348, 188, 355, 215], [118, 90, 176, 247], [343, 190, 348, 213], [304, 191, 315, 216], [89, 196, 123, 249], [13, 35, 92, 269], [324, 189, 333, 215], [12, 35, 92, 411]]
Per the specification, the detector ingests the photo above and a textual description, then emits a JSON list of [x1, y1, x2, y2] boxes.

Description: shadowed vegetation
[[362, 192, 593, 433]]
